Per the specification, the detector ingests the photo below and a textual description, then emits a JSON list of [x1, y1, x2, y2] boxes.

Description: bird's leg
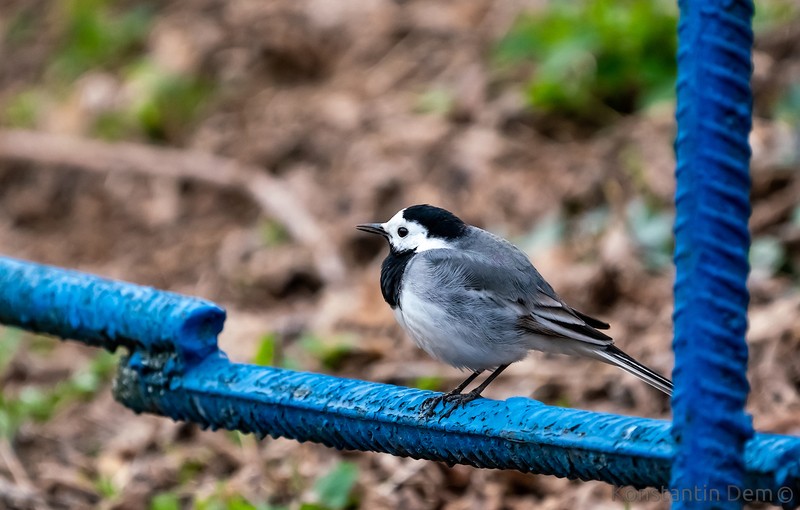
[[468, 364, 509, 396], [419, 370, 482, 416], [448, 370, 483, 395], [438, 364, 510, 419]]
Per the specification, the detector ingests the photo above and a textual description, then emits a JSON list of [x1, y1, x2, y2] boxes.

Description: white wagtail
[[357, 204, 672, 416]]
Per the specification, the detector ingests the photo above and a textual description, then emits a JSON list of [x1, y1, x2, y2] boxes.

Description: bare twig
[[0, 129, 345, 284], [0, 439, 52, 510], [0, 439, 32, 489]]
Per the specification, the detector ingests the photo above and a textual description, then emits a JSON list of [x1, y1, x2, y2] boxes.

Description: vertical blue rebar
[[672, 0, 755, 508]]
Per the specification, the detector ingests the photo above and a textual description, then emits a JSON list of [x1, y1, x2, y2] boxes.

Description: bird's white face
[[382, 209, 452, 253]]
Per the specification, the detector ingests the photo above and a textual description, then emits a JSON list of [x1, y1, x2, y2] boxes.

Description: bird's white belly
[[395, 289, 525, 370]]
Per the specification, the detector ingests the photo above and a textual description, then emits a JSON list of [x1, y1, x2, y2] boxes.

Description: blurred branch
[[0, 129, 345, 284], [0, 439, 50, 510], [0, 439, 33, 488]]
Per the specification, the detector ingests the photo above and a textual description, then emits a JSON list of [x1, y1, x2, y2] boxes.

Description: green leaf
[[126, 60, 213, 141], [91, 111, 138, 141], [178, 458, 205, 484], [253, 334, 278, 367], [17, 387, 57, 421], [0, 348, 119, 439], [415, 88, 455, 116], [69, 350, 118, 397], [2, 90, 41, 128], [196, 492, 265, 510], [0, 327, 23, 376], [413, 376, 443, 392], [226, 495, 259, 510], [51, 0, 153, 80], [151, 492, 181, 510], [312, 461, 359, 510], [754, 0, 800, 33], [495, 0, 677, 120], [300, 335, 357, 371], [259, 221, 290, 247], [95, 475, 118, 499]]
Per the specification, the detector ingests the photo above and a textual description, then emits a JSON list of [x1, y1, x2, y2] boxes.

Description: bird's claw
[[419, 391, 482, 419], [418, 395, 444, 418]]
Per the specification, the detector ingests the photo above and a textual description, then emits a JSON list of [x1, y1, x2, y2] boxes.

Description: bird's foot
[[419, 394, 445, 418], [419, 391, 483, 419]]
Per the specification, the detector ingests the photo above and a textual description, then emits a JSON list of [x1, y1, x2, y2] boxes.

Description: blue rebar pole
[[1, 257, 799, 507], [672, 0, 756, 508]]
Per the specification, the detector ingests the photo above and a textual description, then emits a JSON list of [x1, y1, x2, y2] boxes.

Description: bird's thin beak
[[356, 223, 388, 238]]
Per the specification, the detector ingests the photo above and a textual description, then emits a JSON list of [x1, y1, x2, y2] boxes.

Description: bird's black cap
[[402, 204, 466, 239]]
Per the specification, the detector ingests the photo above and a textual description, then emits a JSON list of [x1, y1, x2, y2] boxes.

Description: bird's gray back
[[396, 226, 612, 370], [448, 227, 561, 304]]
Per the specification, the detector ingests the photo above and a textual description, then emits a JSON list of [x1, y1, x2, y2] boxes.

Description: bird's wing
[[418, 244, 612, 347]]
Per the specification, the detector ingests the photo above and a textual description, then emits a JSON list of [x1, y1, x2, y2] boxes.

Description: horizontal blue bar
[[0, 256, 225, 365], [115, 355, 800, 506]]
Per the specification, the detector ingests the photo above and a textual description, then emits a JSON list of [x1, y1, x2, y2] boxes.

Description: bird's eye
[[397, 227, 409, 238]]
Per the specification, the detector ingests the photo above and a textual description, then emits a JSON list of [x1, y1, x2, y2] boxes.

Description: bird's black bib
[[380, 249, 415, 309]]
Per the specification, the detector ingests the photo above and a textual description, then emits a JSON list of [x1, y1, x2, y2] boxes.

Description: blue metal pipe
[[117, 352, 676, 489], [0, 256, 798, 507], [0, 256, 225, 366], [114, 353, 800, 506], [672, 1, 755, 508]]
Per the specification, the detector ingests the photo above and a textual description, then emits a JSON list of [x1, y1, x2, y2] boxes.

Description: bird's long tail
[[593, 345, 673, 396]]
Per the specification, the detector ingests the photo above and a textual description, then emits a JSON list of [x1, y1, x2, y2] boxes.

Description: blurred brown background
[[1, 1, 799, 509]]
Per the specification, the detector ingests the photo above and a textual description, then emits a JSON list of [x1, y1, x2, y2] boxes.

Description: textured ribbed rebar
[[115, 354, 674, 488], [0, 256, 225, 365], [112, 354, 800, 506], [672, 1, 755, 508]]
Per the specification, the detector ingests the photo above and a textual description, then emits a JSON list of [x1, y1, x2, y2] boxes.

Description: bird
[[357, 204, 672, 416]]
